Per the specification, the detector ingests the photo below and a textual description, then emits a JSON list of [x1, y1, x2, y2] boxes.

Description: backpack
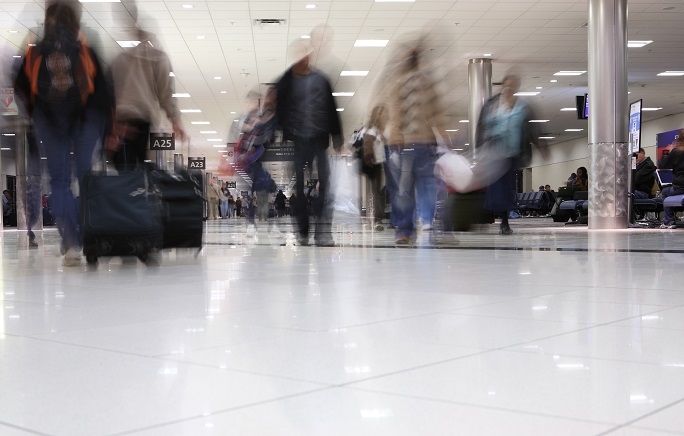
[[24, 32, 96, 115]]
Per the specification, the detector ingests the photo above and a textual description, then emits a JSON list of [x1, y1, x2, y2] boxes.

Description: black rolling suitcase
[[150, 170, 204, 250], [81, 170, 161, 264]]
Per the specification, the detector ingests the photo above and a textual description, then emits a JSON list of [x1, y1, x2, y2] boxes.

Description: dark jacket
[[661, 147, 684, 189], [475, 94, 539, 167], [275, 67, 342, 145], [634, 156, 656, 195]]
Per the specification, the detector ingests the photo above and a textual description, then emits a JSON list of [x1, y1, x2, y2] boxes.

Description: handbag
[[434, 153, 475, 193]]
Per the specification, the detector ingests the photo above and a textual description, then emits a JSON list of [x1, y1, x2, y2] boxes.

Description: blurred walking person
[[275, 40, 343, 246], [382, 36, 448, 245], [476, 73, 541, 235], [15, 2, 113, 266], [106, 28, 186, 170]]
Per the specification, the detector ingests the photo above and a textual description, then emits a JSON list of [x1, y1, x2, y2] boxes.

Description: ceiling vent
[[253, 19, 286, 26]]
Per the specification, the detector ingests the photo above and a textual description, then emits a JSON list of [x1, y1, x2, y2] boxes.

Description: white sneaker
[[246, 224, 256, 237], [62, 248, 82, 267]]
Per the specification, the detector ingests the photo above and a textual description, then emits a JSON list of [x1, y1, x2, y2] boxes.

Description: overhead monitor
[[629, 99, 642, 154], [576, 94, 588, 120]]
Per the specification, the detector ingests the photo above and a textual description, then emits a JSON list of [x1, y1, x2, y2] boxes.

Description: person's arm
[[154, 51, 186, 141]]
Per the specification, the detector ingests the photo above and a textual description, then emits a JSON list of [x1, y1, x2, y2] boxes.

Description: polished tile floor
[[2, 217, 684, 435]]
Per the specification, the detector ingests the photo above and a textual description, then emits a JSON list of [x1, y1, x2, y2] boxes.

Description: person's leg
[[34, 113, 75, 251], [294, 141, 312, 241], [370, 165, 384, 228], [220, 200, 227, 218], [314, 145, 333, 244], [414, 146, 438, 229], [394, 148, 417, 242], [662, 186, 678, 225], [384, 146, 399, 227]]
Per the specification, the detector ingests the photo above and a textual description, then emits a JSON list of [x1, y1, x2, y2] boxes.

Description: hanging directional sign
[[260, 142, 295, 162], [188, 157, 206, 170], [226, 181, 237, 189], [149, 133, 175, 150]]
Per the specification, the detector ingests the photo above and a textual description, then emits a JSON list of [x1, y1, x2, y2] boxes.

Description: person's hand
[[173, 120, 188, 142], [332, 134, 344, 152]]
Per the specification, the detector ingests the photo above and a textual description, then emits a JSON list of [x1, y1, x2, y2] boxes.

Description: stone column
[[588, 0, 629, 229], [468, 58, 492, 155]]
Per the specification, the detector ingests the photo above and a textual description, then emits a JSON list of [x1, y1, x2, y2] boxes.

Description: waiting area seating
[[515, 191, 552, 215]]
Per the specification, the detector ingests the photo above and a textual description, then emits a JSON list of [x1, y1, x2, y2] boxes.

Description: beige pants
[[208, 199, 219, 220]]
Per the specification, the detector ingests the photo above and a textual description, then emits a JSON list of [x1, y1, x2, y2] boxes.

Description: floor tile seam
[[596, 396, 684, 435], [17, 333, 168, 360], [0, 419, 50, 436], [500, 347, 684, 370], [628, 425, 684, 435], [340, 386, 618, 428], [110, 386, 336, 436]]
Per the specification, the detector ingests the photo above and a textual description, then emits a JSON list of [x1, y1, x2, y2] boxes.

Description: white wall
[[529, 112, 684, 190]]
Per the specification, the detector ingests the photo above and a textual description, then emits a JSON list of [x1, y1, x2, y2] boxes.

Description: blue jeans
[[388, 144, 438, 238], [662, 185, 684, 225], [633, 190, 649, 199], [33, 109, 102, 251], [294, 137, 331, 240]]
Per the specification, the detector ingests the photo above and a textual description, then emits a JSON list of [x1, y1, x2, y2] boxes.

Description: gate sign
[[226, 181, 237, 189], [149, 133, 175, 150], [188, 157, 206, 170], [0, 87, 18, 116]]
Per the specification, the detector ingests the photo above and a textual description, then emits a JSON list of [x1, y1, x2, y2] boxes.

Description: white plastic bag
[[330, 155, 360, 219], [434, 153, 475, 193]]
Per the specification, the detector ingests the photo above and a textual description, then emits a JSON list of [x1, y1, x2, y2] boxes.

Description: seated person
[[566, 172, 577, 186], [634, 148, 656, 199], [573, 167, 589, 191], [660, 130, 684, 229]]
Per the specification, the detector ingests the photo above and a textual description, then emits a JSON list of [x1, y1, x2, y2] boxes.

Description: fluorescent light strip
[[180, 109, 201, 113], [553, 71, 586, 76], [2, 133, 15, 136], [657, 71, 684, 76], [354, 40, 389, 48], [0, 148, 10, 151], [116, 40, 140, 47], [560, 108, 575, 111], [627, 40, 653, 48], [565, 129, 584, 132], [445, 129, 458, 132], [207, 139, 223, 142], [529, 120, 549, 123], [642, 107, 663, 111], [173, 93, 190, 98], [539, 136, 555, 139], [336, 108, 344, 112], [169, 72, 175, 77], [79, 0, 121, 3], [332, 92, 355, 97], [191, 121, 210, 125], [301, 35, 311, 39], [340, 71, 369, 77], [213, 144, 227, 148], [459, 120, 469, 123], [514, 92, 540, 96], [375, 0, 415, 2], [200, 131, 217, 134]]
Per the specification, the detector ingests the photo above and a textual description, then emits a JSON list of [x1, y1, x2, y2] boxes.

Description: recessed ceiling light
[[12, 55, 21, 59], [536, 86, 543, 90], [169, 72, 175, 77], [627, 40, 653, 48], [354, 40, 389, 48], [220, 91, 227, 94], [553, 71, 586, 76], [2, 133, 15, 136], [452, 148, 464, 151], [332, 92, 355, 97], [561, 108, 575, 111], [445, 129, 458, 132], [180, 109, 201, 113], [0, 148, 10, 151], [529, 120, 549, 123], [550, 79, 558, 83], [79, 0, 121, 3], [336, 108, 344, 112], [305, 4, 317, 8], [375, 0, 415, 2], [182, 4, 193, 8], [230, 111, 236, 114], [8, 30, 18, 34], [172, 93, 190, 98], [196, 35, 205, 40], [565, 128, 584, 132], [459, 120, 469, 123], [208, 139, 223, 142], [514, 92, 540, 96], [483, 53, 492, 57], [657, 71, 684, 76], [214, 76, 221, 80], [200, 131, 217, 134], [464, 143, 470, 146], [642, 107, 663, 111], [539, 136, 555, 139], [301, 35, 311, 39], [340, 71, 369, 77], [116, 40, 141, 48], [191, 121, 210, 125]]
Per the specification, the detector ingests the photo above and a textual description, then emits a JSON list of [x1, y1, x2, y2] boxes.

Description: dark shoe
[[315, 238, 336, 247], [395, 236, 411, 245], [374, 224, 385, 231], [499, 226, 514, 235], [296, 235, 310, 246]]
